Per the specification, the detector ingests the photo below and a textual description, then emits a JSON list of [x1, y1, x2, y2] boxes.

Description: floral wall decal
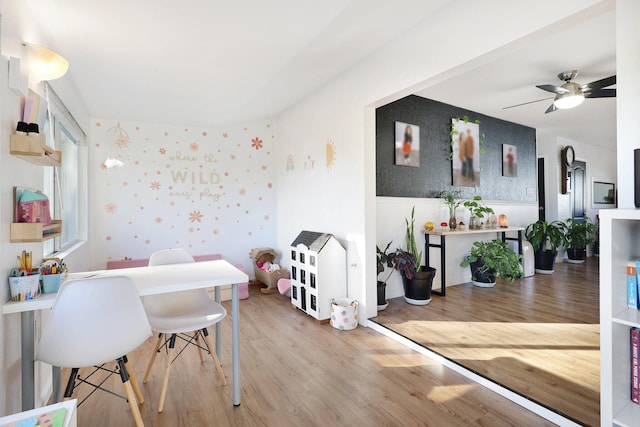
[[89, 119, 277, 271]]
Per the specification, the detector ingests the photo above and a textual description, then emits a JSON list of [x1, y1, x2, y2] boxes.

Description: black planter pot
[[534, 250, 558, 274], [469, 258, 496, 287], [401, 266, 436, 305], [377, 281, 388, 310], [566, 248, 586, 264]]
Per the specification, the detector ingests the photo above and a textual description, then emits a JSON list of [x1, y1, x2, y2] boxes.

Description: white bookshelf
[[600, 209, 640, 426]]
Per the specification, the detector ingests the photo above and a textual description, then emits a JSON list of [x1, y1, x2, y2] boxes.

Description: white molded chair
[[142, 248, 227, 412], [36, 276, 152, 427]]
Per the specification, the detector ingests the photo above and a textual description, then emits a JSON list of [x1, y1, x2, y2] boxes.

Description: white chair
[[36, 276, 152, 427], [142, 248, 227, 412]]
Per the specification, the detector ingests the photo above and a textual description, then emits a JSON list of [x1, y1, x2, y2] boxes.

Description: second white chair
[[141, 248, 227, 412]]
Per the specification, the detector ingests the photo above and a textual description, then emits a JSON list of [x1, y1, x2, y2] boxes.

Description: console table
[[424, 226, 524, 296]]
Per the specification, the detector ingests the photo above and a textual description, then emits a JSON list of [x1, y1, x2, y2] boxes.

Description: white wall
[[276, 0, 610, 322], [87, 118, 279, 273], [616, 0, 640, 207], [0, 1, 90, 415], [377, 198, 538, 300]]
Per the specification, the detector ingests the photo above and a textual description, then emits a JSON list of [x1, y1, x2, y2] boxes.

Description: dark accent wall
[[376, 95, 536, 201]]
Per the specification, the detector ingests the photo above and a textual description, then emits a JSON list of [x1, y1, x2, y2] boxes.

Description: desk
[[424, 227, 524, 296], [2, 259, 248, 411]]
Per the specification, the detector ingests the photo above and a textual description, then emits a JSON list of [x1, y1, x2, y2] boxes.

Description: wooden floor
[[373, 257, 600, 427], [64, 283, 560, 427]]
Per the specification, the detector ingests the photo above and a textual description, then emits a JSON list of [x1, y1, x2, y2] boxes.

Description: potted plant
[[563, 215, 596, 264], [592, 215, 600, 257], [459, 239, 523, 287], [463, 195, 494, 230], [398, 206, 437, 305], [439, 190, 462, 230], [525, 220, 566, 274], [376, 241, 393, 310]]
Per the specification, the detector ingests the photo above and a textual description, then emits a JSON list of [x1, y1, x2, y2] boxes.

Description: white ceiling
[[23, 0, 451, 127], [23, 1, 615, 148], [415, 10, 616, 149]]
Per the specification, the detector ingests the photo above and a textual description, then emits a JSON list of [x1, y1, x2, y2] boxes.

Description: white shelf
[[600, 209, 640, 426]]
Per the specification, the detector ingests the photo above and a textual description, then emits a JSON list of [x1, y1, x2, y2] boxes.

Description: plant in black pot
[[376, 241, 393, 310], [563, 215, 596, 264], [525, 220, 565, 274], [398, 206, 437, 305], [459, 239, 523, 287]]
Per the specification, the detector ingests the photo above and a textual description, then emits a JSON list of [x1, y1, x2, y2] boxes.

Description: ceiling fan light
[[554, 92, 584, 109]]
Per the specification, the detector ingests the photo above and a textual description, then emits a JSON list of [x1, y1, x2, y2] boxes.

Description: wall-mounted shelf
[[10, 134, 61, 166], [10, 220, 62, 243]]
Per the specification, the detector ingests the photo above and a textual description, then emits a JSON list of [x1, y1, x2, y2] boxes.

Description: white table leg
[[232, 282, 240, 406], [214, 287, 221, 358]]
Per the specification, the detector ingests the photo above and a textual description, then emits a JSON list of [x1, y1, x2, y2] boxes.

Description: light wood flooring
[[373, 257, 600, 427], [62, 283, 561, 426]]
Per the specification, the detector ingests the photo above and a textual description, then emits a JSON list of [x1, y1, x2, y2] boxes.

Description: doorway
[[572, 160, 586, 221], [537, 157, 546, 221]]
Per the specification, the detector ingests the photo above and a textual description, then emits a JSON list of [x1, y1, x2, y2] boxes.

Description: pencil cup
[[41, 273, 63, 294], [8, 273, 41, 301]]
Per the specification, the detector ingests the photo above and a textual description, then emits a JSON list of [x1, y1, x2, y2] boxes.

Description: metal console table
[[424, 226, 524, 296]]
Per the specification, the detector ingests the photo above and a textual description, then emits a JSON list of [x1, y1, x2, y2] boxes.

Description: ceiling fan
[[504, 70, 616, 113]]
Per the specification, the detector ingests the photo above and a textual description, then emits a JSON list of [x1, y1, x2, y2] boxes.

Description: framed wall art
[[451, 118, 479, 187], [502, 143, 517, 177], [394, 121, 420, 167]]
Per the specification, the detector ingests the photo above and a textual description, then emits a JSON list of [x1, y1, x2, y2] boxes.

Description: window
[[42, 84, 87, 255]]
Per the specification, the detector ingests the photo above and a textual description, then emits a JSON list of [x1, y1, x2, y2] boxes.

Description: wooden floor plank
[[373, 257, 600, 427], [63, 283, 558, 426]]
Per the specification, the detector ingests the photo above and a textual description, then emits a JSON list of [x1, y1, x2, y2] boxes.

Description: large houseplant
[[399, 206, 436, 305], [525, 220, 565, 274], [459, 239, 523, 287], [563, 216, 596, 264]]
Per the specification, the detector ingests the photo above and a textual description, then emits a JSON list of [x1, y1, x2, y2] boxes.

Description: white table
[[424, 226, 524, 296], [2, 259, 248, 410]]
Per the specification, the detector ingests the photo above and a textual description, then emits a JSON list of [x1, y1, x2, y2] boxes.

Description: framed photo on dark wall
[[394, 121, 420, 167], [451, 119, 480, 187], [502, 143, 517, 177]]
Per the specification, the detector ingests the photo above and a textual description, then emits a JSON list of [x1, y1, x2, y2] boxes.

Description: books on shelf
[[628, 262, 639, 309], [632, 327, 640, 404]]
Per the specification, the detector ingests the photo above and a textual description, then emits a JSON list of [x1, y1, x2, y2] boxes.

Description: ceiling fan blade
[[545, 103, 557, 114], [582, 75, 616, 91], [536, 84, 569, 94], [502, 96, 554, 110], [584, 88, 616, 98]]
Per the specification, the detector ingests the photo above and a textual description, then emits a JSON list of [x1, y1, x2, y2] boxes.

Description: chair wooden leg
[[117, 357, 144, 427], [195, 331, 205, 363], [158, 334, 176, 413], [124, 355, 144, 404], [201, 328, 226, 385], [143, 333, 164, 383]]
